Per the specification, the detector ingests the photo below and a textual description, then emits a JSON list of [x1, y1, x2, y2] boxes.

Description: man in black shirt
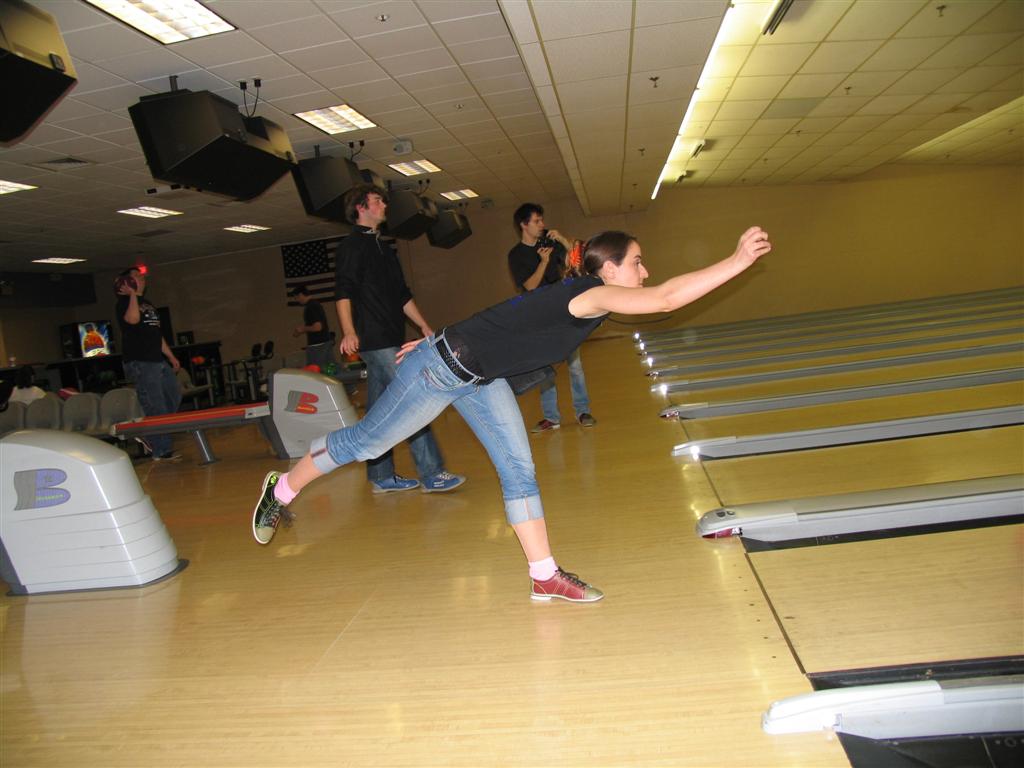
[[335, 184, 465, 494], [291, 285, 334, 372], [507, 202, 596, 433], [115, 267, 182, 460]]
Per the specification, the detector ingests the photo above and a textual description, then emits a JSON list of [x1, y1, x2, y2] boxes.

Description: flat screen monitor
[[60, 321, 113, 358]]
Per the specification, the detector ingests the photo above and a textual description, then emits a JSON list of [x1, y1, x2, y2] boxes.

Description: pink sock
[[274, 473, 297, 504], [529, 556, 558, 582]]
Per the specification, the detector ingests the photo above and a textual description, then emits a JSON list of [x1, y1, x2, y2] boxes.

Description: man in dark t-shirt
[[507, 202, 596, 433], [115, 267, 182, 460], [334, 184, 465, 495], [290, 285, 334, 371]]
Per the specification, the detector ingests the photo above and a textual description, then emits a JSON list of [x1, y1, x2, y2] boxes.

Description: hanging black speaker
[[0, 0, 78, 146], [427, 210, 472, 249], [383, 190, 438, 240], [128, 89, 296, 200], [291, 155, 362, 221], [360, 167, 384, 189]]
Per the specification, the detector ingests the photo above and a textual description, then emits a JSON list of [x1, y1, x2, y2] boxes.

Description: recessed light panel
[[388, 159, 441, 176], [0, 180, 37, 195], [84, 0, 234, 44], [118, 206, 184, 218], [32, 258, 87, 264], [294, 105, 376, 134], [440, 189, 478, 200], [224, 224, 270, 233]]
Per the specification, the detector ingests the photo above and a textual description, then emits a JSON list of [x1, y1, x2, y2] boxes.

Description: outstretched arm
[[569, 227, 771, 318]]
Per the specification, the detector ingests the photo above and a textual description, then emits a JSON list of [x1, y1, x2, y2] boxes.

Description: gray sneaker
[[252, 471, 293, 545]]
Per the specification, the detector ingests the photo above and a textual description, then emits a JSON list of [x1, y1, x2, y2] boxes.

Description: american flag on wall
[[281, 236, 345, 306]]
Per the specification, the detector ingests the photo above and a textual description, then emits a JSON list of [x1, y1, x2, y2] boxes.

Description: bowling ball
[[344, 352, 361, 362], [303, 364, 321, 373], [323, 362, 338, 376], [191, 356, 205, 365], [113, 274, 137, 294]]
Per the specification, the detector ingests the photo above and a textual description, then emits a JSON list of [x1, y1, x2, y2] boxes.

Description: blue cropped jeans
[[123, 360, 182, 456], [359, 345, 445, 483], [311, 340, 543, 525]]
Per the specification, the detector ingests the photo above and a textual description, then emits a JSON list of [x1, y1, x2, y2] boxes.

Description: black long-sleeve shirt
[[334, 226, 413, 351]]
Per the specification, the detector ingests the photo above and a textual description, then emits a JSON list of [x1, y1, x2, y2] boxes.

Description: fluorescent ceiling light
[[118, 206, 184, 218], [389, 159, 441, 176], [32, 258, 87, 265], [224, 224, 270, 233], [295, 105, 376, 134], [440, 189, 478, 200], [84, 0, 234, 44], [0, 180, 37, 194]]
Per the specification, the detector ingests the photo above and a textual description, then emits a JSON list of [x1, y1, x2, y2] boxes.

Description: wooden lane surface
[[681, 381, 1024, 443], [702, 425, 1024, 505], [661, 351, 1024, 407], [654, 329, 1023, 384], [651, 318, 1023, 370], [747, 525, 1024, 673], [0, 336, 847, 768]]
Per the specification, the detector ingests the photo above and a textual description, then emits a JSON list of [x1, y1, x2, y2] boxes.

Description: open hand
[[395, 338, 424, 365]]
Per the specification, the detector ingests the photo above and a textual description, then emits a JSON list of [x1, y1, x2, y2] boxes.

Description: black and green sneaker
[[252, 471, 290, 545]]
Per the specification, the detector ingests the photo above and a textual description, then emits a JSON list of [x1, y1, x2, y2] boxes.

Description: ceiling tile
[[544, 31, 630, 84], [778, 72, 846, 98], [761, 0, 854, 45], [632, 17, 721, 71], [475, 72, 532, 94], [449, 36, 519, 65], [883, 67, 963, 95], [396, 66, 469, 90], [635, 0, 727, 27], [799, 40, 883, 74], [173, 31, 272, 68], [356, 25, 443, 59], [418, 0, 500, 23], [463, 57, 527, 81], [741, 43, 817, 76], [857, 93, 924, 115], [704, 44, 753, 80], [431, 12, 510, 45], [628, 66, 701, 105], [728, 75, 790, 101], [938, 65, 1024, 93], [859, 36, 951, 71], [557, 77, 627, 114], [282, 41, 370, 72], [920, 32, 1023, 69], [378, 48, 457, 77], [827, 0, 926, 41], [246, 15, 343, 51], [329, 2, 428, 38], [715, 99, 770, 120], [898, 1, 999, 37], [532, 0, 633, 40]]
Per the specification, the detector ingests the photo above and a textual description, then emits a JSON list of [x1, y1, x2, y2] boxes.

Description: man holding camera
[[507, 202, 596, 432]]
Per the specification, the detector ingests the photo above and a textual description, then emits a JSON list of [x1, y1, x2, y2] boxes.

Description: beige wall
[[2, 162, 1021, 365]]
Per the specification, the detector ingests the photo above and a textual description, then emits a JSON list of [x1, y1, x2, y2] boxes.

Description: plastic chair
[[176, 368, 214, 410], [100, 387, 144, 432], [62, 393, 102, 434], [0, 401, 27, 436], [26, 393, 63, 430]]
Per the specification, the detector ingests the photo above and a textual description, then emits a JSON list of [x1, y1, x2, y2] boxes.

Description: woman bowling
[[252, 227, 772, 602]]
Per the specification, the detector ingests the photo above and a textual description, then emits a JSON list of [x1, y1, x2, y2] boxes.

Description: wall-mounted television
[[59, 321, 113, 359]]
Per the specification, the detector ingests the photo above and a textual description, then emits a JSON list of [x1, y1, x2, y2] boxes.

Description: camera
[[536, 229, 556, 249]]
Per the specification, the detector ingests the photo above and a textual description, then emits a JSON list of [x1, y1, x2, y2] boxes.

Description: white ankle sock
[[528, 556, 558, 581]]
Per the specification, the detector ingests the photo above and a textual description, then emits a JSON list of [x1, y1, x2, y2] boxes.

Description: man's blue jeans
[[359, 345, 445, 483], [312, 340, 543, 525], [123, 360, 182, 456], [539, 346, 590, 422]]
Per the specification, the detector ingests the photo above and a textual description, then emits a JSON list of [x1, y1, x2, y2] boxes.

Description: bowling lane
[[680, 382, 1024, 444], [702, 425, 1024, 505], [660, 351, 1023, 409], [746, 524, 1024, 673]]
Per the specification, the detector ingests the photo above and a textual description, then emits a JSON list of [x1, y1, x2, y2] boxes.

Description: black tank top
[[448, 275, 606, 379]]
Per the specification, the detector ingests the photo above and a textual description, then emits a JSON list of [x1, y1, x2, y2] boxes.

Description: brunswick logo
[[13, 468, 71, 510], [285, 391, 319, 415]]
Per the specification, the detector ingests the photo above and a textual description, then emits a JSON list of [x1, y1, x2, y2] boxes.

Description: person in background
[[115, 267, 182, 461], [508, 202, 596, 433], [8, 365, 46, 406], [291, 285, 335, 372], [334, 184, 465, 494]]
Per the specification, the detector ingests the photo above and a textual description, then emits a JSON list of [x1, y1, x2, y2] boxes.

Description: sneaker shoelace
[[555, 569, 588, 588], [433, 471, 457, 481]]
